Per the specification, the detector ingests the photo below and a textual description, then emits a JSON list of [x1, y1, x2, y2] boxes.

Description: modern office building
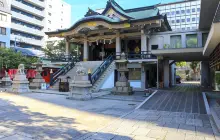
[[0, 0, 11, 48], [96, 0, 201, 31], [45, 0, 71, 43], [157, 0, 201, 31], [10, 0, 46, 49]]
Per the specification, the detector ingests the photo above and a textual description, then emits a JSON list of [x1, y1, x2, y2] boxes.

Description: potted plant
[[215, 71, 220, 91]]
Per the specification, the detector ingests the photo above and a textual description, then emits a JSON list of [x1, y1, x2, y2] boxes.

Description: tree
[[176, 61, 187, 67], [0, 47, 38, 69], [190, 61, 199, 73], [43, 40, 79, 59]]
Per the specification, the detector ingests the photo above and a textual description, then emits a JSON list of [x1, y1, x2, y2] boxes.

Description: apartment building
[[157, 0, 201, 31], [0, 0, 11, 48], [10, 0, 46, 49], [45, 0, 71, 43]]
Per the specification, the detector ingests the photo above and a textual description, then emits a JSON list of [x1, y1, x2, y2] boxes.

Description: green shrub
[[215, 72, 220, 85]]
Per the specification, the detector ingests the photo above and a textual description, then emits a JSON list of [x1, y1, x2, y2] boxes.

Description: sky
[[64, 0, 180, 24]]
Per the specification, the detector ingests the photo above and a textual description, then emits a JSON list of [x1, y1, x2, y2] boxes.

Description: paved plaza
[[0, 83, 219, 139], [141, 83, 207, 114]]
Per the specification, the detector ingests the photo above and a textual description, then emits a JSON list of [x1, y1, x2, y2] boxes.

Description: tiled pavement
[[0, 83, 220, 140], [83, 109, 218, 140], [141, 83, 207, 114]]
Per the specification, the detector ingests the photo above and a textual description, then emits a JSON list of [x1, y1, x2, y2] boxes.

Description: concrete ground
[[0, 83, 219, 140]]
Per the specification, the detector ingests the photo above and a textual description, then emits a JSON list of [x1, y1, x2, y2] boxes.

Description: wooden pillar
[[116, 32, 121, 59], [83, 38, 88, 61], [65, 39, 70, 55], [141, 30, 147, 54]]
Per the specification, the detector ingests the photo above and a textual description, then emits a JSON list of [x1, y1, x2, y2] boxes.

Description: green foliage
[[0, 47, 38, 69], [215, 72, 220, 85], [186, 35, 198, 48], [190, 61, 199, 73], [176, 61, 187, 67], [175, 41, 181, 48], [185, 70, 190, 75], [43, 40, 78, 59], [163, 44, 170, 49]]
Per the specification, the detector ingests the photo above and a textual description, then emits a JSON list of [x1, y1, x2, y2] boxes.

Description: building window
[[0, 27, 6, 35], [172, 20, 175, 24], [0, 14, 7, 22], [176, 19, 180, 23], [171, 11, 175, 15], [186, 34, 198, 48], [192, 17, 196, 22], [192, 8, 196, 13], [187, 18, 190, 22], [129, 68, 141, 80], [182, 28, 185, 30], [197, 8, 200, 12], [170, 35, 182, 48], [48, 12, 51, 16], [181, 19, 185, 22], [181, 10, 185, 14], [187, 9, 190, 13], [176, 11, 180, 14], [187, 27, 191, 30], [0, 41, 6, 47]]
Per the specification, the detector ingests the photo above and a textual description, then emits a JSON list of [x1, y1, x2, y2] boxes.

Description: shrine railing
[[40, 54, 77, 62], [89, 54, 114, 85], [115, 51, 157, 60], [50, 57, 80, 86]]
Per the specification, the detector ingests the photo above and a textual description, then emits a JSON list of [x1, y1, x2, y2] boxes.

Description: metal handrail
[[50, 57, 79, 86], [90, 54, 114, 85]]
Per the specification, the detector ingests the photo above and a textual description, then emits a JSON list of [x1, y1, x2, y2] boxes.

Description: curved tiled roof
[[45, 0, 171, 35]]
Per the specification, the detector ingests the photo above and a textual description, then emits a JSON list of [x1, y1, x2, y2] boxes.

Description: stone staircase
[[51, 61, 103, 90], [89, 62, 115, 93]]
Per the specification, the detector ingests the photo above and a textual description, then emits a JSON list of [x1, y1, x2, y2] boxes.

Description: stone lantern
[[112, 52, 133, 95], [30, 60, 46, 89], [67, 63, 92, 100], [1, 71, 12, 88]]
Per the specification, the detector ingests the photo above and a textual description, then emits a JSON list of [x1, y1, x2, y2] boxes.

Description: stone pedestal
[[11, 64, 29, 93], [30, 62, 46, 89], [1, 72, 12, 88], [67, 64, 92, 100], [112, 72, 133, 95], [112, 53, 133, 95]]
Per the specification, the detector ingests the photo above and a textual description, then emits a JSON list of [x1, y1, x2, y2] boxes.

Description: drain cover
[[128, 104, 136, 106]]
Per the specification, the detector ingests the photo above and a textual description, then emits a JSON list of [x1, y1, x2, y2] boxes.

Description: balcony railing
[[12, 0, 45, 18], [115, 51, 157, 60], [24, 0, 46, 8], [12, 11, 44, 27], [11, 23, 45, 37], [11, 34, 44, 47]]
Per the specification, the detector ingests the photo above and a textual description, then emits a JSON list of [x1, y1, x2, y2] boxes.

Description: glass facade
[[170, 35, 182, 48], [157, 0, 200, 31], [186, 34, 198, 48]]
